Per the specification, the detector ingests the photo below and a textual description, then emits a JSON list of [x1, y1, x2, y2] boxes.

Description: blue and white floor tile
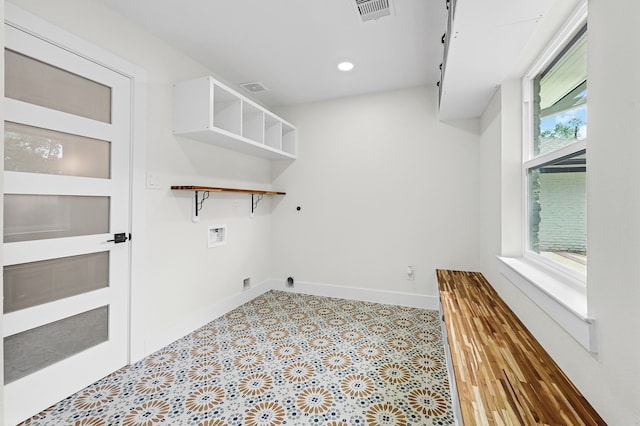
[[18, 290, 454, 426]]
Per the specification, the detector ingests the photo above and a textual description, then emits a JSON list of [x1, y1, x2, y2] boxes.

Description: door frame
[[3, 2, 147, 371]]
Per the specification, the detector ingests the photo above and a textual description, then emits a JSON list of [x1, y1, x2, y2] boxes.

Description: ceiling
[[100, 0, 447, 108], [438, 0, 556, 120], [100, 0, 559, 119]]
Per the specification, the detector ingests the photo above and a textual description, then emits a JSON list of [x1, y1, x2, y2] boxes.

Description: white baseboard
[[142, 280, 273, 358], [268, 278, 439, 310], [142, 278, 439, 359]]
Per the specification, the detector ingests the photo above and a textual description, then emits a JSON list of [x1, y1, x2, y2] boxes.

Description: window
[[523, 16, 587, 278], [500, 2, 594, 353]]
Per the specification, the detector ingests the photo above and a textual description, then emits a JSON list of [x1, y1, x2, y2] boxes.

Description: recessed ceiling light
[[337, 61, 354, 72]]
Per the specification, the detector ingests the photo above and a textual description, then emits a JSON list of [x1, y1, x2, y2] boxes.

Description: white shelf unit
[[173, 76, 297, 160]]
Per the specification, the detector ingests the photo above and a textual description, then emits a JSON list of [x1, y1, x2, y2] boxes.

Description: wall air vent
[[355, 0, 393, 22], [240, 81, 268, 93]]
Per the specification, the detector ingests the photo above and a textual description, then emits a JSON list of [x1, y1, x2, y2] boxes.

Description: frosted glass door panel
[[4, 306, 108, 384], [4, 195, 109, 243], [3, 22, 132, 425], [5, 49, 112, 123], [4, 252, 109, 313], [5, 122, 111, 178]]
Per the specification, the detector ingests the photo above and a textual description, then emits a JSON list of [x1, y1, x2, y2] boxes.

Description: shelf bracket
[[171, 186, 285, 222], [251, 194, 264, 217], [193, 190, 210, 222]]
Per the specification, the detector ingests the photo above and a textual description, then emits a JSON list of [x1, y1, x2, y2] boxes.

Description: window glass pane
[[4, 252, 109, 314], [4, 306, 108, 384], [4, 195, 109, 243], [533, 27, 587, 157], [5, 122, 111, 179], [5, 49, 111, 123], [528, 150, 586, 274]]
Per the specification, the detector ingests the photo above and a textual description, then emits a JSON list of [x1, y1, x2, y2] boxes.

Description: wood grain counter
[[436, 269, 606, 425]]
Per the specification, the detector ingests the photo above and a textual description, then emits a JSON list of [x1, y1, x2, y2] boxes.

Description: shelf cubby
[[241, 101, 264, 144], [213, 85, 241, 134], [264, 113, 282, 150], [282, 122, 297, 156], [173, 76, 296, 160]]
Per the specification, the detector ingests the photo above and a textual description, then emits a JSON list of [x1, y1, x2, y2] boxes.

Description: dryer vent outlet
[[286, 276, 295, 288]]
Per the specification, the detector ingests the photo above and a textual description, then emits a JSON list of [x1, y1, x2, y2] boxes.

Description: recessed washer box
[[208, 224, 227, 248]]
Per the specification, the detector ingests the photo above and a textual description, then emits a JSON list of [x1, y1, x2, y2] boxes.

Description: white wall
[[586, 0, 640, 422], [479, 89, 501, 271], [478, 0, 640, 423], [9, 0, 278, 351], [272, 87, 481, 296]]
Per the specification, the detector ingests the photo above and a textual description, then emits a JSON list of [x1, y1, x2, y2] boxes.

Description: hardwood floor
[[437, 269, 606, 426]]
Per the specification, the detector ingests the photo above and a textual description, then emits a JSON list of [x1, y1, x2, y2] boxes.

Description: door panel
[[3, 21, 132, 425], [4, 251, 109, 313], [4, 305, 108, 384], [5, 121, 111, 179], [4, 194, 110, 243], [5, 49, 112, 123]]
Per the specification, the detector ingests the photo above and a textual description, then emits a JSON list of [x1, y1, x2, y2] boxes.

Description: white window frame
[[521, 2, 588, 284], [499, 0, 596, 354]]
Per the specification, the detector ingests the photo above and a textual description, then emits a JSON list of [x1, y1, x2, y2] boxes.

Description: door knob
[[107, 233, 129, 243]]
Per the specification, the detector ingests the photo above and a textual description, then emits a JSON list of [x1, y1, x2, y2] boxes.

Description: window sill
[[497, 256, 597, 353]]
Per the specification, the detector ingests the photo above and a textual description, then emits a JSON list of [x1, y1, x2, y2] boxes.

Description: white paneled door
[[3, 23, 132, 425]]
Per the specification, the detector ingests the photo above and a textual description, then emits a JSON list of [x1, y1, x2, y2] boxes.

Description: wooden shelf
[[171, 185, 285, 195], [171, 186, 285, 222], [172, 77, 297, 160]]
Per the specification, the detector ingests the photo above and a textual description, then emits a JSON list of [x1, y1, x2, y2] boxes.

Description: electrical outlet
[[406, 266, 415, 281], [286, 276, 294, 288], [243, 277, 251, 290]]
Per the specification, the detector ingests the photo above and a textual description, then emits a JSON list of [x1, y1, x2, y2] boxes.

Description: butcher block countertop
[[436, 269, 606, 425]]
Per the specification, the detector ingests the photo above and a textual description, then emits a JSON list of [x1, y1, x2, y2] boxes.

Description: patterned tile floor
[[18, 291, 454, 426]]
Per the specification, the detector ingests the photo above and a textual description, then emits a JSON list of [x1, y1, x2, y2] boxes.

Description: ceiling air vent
[[355, 0, 393, 22], [240, 81, 268, 93]]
